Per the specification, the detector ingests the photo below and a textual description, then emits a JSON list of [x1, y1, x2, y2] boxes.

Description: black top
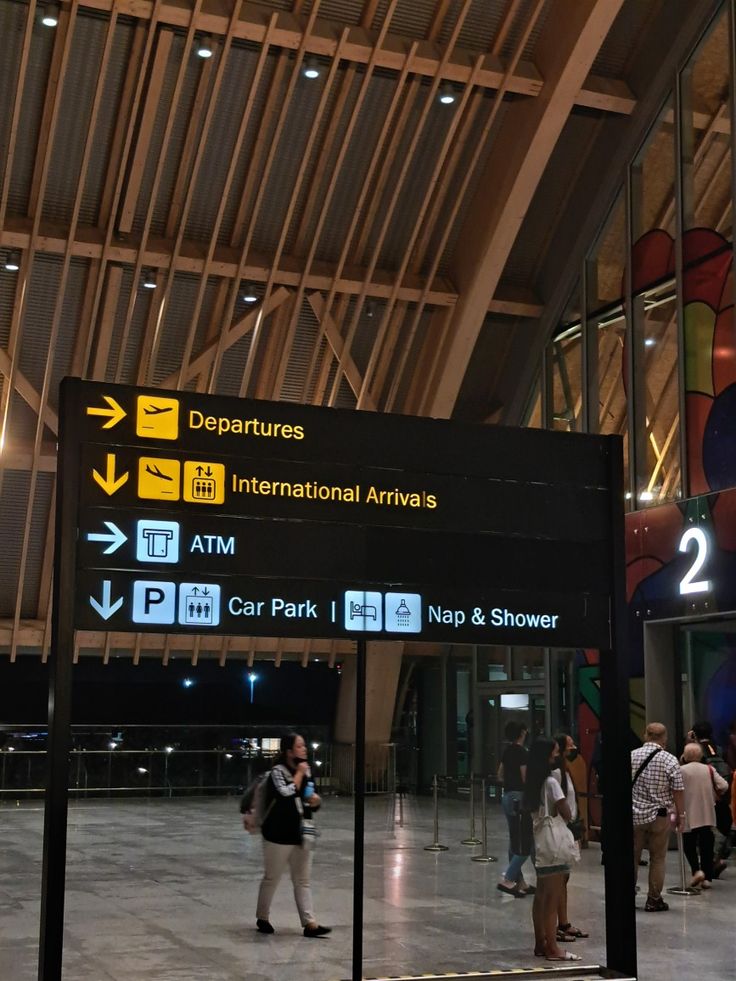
[[501, 742, 528, 793], [261, 764, 305, 845]]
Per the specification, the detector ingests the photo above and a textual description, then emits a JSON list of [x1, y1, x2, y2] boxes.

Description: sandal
[[559, 923, 588, 939], [546, 951, 582, 962], [556, 929, 575, 942]]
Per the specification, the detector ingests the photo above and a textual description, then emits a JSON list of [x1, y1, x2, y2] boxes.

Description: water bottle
[[304, 780, 315, 799]]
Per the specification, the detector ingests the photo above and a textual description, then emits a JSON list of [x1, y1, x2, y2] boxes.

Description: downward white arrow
[[89, 580, 124, 620], [87, 521, 128, 555]]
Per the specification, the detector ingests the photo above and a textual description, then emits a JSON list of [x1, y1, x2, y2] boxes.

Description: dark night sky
[[0, 656, 341, 728]]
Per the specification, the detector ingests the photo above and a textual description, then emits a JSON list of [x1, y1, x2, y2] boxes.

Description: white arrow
[[87, 521, 128, 555], [89, 581, 124, 620]]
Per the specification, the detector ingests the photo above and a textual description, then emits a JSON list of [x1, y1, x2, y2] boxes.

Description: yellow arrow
[[92, 454, 129, 496], [86, 396, 126, 429]]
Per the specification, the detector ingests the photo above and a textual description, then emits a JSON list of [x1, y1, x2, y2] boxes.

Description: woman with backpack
[[254, 733, 331, 938]]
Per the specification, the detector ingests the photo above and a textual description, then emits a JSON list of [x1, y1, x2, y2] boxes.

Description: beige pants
[[256, 839, 315, 927], [633, 815, 670, 900]]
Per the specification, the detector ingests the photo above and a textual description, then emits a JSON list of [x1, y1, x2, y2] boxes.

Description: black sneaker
[[303, 924, 332, 938], [644, 897, 669, 912], [256, 919, 275, 934]]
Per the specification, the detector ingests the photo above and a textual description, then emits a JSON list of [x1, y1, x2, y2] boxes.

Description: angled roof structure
[[0, 0, 720, 662]]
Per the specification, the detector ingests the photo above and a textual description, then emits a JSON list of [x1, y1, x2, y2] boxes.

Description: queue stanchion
[[471, 777, 497, 863], [667, 823, 698, 897], [461, 772, 481, 845], [424, 774, 449, 852]]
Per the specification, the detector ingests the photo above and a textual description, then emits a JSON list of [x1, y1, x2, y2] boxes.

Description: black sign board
[[61, 378, 614, 647], [41, 378, 635, 981]]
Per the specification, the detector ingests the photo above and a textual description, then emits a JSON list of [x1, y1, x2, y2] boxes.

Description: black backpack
[[701, 742, 733, 786]]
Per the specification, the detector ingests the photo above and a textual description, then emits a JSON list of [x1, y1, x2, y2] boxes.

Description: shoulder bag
[[533, 781, 580, 868]]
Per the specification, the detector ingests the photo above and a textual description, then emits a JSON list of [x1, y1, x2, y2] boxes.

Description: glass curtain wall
[[535, 1, 734, 515], [630, 97, 682, 507]]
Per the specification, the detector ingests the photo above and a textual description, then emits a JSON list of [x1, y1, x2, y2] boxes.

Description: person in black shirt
[[497, 721, 534, 896], [255, 733, 331, 937]]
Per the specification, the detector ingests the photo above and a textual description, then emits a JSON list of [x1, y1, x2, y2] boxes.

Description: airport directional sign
[[58, 377, 617, 647]]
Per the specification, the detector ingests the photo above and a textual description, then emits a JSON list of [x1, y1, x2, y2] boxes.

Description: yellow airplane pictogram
[[136, 395, 179, 440], [92, 454, 129, 496], [86, 396, 126, 429]]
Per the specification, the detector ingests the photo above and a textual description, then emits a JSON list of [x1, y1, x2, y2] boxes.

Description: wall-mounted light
[[196, 35, 213, 59], [303, 57, 320, 79], [4, 250, 20, 272], [41, 2, 59, 27], [142, 269, 157, 290], [242, 283, 258, 303], [438, 82, 456, 105]]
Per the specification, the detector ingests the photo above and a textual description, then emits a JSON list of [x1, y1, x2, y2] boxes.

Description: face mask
[[567, 749, 579, 762]]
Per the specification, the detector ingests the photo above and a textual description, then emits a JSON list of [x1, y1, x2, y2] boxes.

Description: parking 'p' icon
[[132, 580, 176, 624]]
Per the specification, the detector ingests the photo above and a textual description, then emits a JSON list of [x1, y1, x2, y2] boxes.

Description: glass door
[[477, 685, 546, 797]]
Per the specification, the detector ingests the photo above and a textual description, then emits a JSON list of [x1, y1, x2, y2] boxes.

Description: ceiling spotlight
[[41, 2, 59, 27], [196, 35, 213, 59], [142, 269, 157, 290], [365, 301, 374, 319], [242, 283, 258, 303], [644, 337, 656, 347], [303, 57, 320, 80], [4, 250, 20, 272], [438, 82, 456, 105]]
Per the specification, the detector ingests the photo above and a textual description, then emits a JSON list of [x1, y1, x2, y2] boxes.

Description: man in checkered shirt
[[631, 722, 685, 912]]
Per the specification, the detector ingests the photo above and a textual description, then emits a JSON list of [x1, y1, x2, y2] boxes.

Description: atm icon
[[136, 520, 180, 563]]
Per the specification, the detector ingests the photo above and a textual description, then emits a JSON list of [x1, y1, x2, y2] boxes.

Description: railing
[[0, 723, 333, 802], [330, 742, 397, 795]]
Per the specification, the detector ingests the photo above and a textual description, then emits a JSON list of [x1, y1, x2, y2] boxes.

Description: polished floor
[[1, 794, 734, 980]]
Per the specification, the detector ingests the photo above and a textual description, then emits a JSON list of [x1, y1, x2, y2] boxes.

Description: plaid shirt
[[631, 742, 684, 826]]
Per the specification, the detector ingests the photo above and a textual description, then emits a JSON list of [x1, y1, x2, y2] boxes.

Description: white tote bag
[[533, 781, 580, 868]]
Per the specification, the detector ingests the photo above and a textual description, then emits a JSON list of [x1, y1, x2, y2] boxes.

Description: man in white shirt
[[631, 722, 685, 911]]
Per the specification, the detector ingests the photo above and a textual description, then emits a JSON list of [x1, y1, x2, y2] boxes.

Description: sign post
[[39, 376, 626, 980]]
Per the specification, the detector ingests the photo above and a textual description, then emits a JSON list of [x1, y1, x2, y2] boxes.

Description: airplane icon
[[145, 463, 174, 481], [135, 395, 179, 440], [143, 402, 175, 415]]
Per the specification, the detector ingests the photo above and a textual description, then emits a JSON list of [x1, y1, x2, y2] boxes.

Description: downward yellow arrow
[[87, 396, 126, 429], [92, 454, 129, 496]]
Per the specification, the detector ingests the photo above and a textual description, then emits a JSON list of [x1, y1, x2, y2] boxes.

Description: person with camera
[[631, 722, 685, 912], [255, 732, 331, 938]]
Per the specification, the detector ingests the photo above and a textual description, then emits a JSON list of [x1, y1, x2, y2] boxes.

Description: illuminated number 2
[[678, 527, 711, 595]]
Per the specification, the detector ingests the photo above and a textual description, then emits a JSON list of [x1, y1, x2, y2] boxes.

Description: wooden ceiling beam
[[0, 223, 457, 305], [79, 0, 635, 114], [428, 0, 626, 419]]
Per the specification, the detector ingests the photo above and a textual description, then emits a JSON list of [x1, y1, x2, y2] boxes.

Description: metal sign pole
[[352, 638, 367, 981], [38, 380, 80, 981]]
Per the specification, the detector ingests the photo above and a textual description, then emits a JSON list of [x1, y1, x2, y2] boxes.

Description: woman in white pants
[[256, 733, 331, 938]]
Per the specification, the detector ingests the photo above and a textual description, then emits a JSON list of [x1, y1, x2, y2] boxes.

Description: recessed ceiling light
[[4, 250, 20, 272], [438, 82, 456, 105], [41, 2, 59, 27], [303, 57, 320, 79], [196, 35, 213, 59]]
